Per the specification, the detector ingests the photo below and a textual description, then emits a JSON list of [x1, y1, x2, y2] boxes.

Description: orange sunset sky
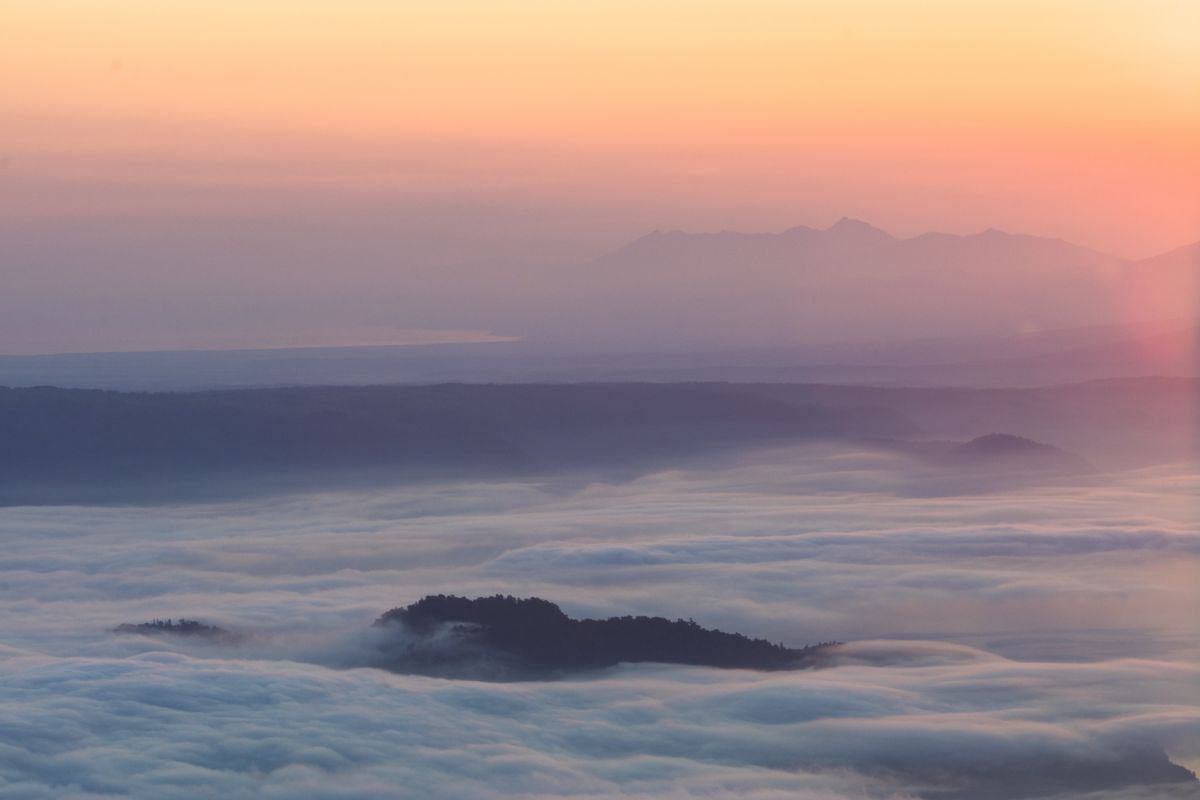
[[5, 0, 1197, 255], [1, 0, 1198, 354]]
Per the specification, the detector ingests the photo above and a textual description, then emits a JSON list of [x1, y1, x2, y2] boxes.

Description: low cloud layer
[[2, 644, 1198, 799], [1, 444, 1197, 797]]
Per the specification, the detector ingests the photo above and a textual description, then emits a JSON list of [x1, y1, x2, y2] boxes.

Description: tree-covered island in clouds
[[115, 595, 835, 680], [113, 618, 239, 642], [107, 597, 1198, 797], [372, 595, 834, 678]]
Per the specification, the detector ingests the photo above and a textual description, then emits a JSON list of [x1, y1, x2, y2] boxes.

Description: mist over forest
[[2, 225, 1196, 798], [2, 361, 1198, 798]]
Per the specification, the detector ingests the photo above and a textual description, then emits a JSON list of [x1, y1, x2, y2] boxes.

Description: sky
[[2, 0, 1198, 353]]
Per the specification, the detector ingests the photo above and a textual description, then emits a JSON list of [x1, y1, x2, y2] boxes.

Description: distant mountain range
[[525, 219, 1197, 349], [0, 220, 1192, 390]]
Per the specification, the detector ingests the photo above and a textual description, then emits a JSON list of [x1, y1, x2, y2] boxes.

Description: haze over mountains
[[1, 220, 1195, 391], [3, 223, 1195, 794], [2, 218, 1195, 362], [534, 218, 1196, 349]]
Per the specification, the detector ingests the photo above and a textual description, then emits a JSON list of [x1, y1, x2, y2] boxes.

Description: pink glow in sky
[[2, 0, 1197, 353]]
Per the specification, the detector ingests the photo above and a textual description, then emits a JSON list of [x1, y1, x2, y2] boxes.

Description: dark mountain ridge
[[1, 377, 1192, 504], [540, 219, 1193, 350], [0, 382, 913, 504]]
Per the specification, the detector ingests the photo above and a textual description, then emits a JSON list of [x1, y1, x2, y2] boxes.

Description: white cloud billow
[[1, 445, 1197, 797]]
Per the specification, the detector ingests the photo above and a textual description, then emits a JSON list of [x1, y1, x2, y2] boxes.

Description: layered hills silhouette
[[0, 221, 1192, 390], [531, 218, 1196, 349], [0, 382, 912, 503], [0, 377, 1192, 504]]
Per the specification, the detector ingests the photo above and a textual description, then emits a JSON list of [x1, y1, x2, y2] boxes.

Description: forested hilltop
[[1, 378, 1190, 504], [376, 594, 834, 675]]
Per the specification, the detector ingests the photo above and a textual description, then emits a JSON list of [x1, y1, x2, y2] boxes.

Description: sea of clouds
[[1, 444, 1198, 798]]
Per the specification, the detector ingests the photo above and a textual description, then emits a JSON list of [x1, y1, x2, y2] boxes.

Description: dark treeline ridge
[[376, 594, 835, 673], [0, 382, 911, 503], [2, 378, 1190, 504]]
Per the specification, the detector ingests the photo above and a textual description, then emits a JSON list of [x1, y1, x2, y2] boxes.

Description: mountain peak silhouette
[[825, 217, 893, 240]]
